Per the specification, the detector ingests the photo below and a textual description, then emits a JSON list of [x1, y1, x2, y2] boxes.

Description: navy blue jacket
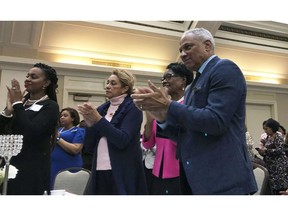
[[159, 56, 258, 194], [84, 96, 147, 195]]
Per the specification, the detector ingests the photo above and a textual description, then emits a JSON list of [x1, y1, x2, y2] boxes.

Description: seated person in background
[[51, 107, 85, 188]]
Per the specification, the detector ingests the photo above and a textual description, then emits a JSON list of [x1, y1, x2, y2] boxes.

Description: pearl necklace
[[23, 95, 49, 110]]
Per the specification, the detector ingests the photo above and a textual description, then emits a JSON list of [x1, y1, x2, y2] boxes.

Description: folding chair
[[53, 167, 91, 195], [252, 162, 270, 195]]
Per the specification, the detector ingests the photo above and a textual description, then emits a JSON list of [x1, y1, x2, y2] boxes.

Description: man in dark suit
[[132, 28, 257, 195]]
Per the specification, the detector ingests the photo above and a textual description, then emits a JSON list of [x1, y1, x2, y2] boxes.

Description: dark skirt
[[150, 174, 180, 195]]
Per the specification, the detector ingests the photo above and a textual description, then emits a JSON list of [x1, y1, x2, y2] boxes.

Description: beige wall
[[216, 46, 288, 74], [246, 86, 288, 142], [1, 56, 288, 136], [276, 93, 288, 129], [216, 45, 288, 84]]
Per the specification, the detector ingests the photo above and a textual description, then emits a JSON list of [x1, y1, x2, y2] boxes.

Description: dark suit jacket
[[160, 56, 258, 194], [84, 96, 147, 195]]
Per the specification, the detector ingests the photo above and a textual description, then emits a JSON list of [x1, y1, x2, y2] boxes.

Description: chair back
[[53, 167, 91, 195], [252, 162, 270, 195]]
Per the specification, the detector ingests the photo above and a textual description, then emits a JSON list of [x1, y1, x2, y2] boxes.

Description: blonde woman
[[78, 69, 147, 195]]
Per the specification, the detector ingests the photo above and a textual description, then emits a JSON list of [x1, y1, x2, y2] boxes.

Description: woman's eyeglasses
[[161, 73, 179, 82]]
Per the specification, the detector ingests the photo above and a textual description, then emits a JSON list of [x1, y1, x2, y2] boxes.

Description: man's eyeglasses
[[161, 73, 179, 82]]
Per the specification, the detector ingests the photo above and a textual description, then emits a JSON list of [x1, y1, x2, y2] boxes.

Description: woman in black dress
[[0, 63, 59, 195]]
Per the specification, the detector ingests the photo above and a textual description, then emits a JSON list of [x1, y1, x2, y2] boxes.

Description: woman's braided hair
[[23, 63, 59, 102]]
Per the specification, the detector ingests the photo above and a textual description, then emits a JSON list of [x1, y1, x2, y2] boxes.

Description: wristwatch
[[56, 137, 60, 143]]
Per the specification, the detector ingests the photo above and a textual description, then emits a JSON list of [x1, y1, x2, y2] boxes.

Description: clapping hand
[[4, 79, 23, 116], [6, 79, 23, 104], [77, 103, 101, 127], [131, 80, 171, 122]]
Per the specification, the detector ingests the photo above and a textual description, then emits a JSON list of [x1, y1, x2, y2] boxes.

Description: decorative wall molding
[[219, 25, 288, 42]]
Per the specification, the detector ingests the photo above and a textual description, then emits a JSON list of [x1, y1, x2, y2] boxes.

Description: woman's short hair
[[166, 62, 193, 86], [60, 107, 80, 126], [265, 118, 280, 133], [112, 69, 136, 95]]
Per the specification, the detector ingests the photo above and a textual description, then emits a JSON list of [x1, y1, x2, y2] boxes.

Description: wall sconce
[[73, 94, 91, 102]]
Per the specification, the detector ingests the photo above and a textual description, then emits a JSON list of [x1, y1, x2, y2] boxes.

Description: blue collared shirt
[[198, 54, 216, 75]]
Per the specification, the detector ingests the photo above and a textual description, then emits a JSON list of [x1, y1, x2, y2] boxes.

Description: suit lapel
[[184, 56, 221, 105]]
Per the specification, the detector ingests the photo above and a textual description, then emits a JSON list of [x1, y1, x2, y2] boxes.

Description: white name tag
[[29, 104, 43, 111]]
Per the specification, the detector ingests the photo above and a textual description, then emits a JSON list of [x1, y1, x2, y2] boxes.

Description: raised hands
[[131, 80, 171, 122], [6, 79, 23, 104], [77, 103, 101, 127], [3, 79, 24, 116]]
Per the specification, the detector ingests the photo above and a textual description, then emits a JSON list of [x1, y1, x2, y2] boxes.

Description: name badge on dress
[[29, 104, 43, 111]]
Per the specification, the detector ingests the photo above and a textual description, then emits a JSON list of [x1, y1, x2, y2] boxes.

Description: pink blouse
[[96, 94, 127, 170], [142, 98, 183, 179]]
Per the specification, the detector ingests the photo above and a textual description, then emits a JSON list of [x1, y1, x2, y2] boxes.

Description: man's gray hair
[[183, 28, 215, 49]]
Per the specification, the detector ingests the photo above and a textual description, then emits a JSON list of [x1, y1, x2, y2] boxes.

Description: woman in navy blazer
[[78, 69, 147, 195], [132, 28, 257, 195]]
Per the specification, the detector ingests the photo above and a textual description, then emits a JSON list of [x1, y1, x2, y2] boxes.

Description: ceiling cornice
[[219, 25, 288, 42]]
